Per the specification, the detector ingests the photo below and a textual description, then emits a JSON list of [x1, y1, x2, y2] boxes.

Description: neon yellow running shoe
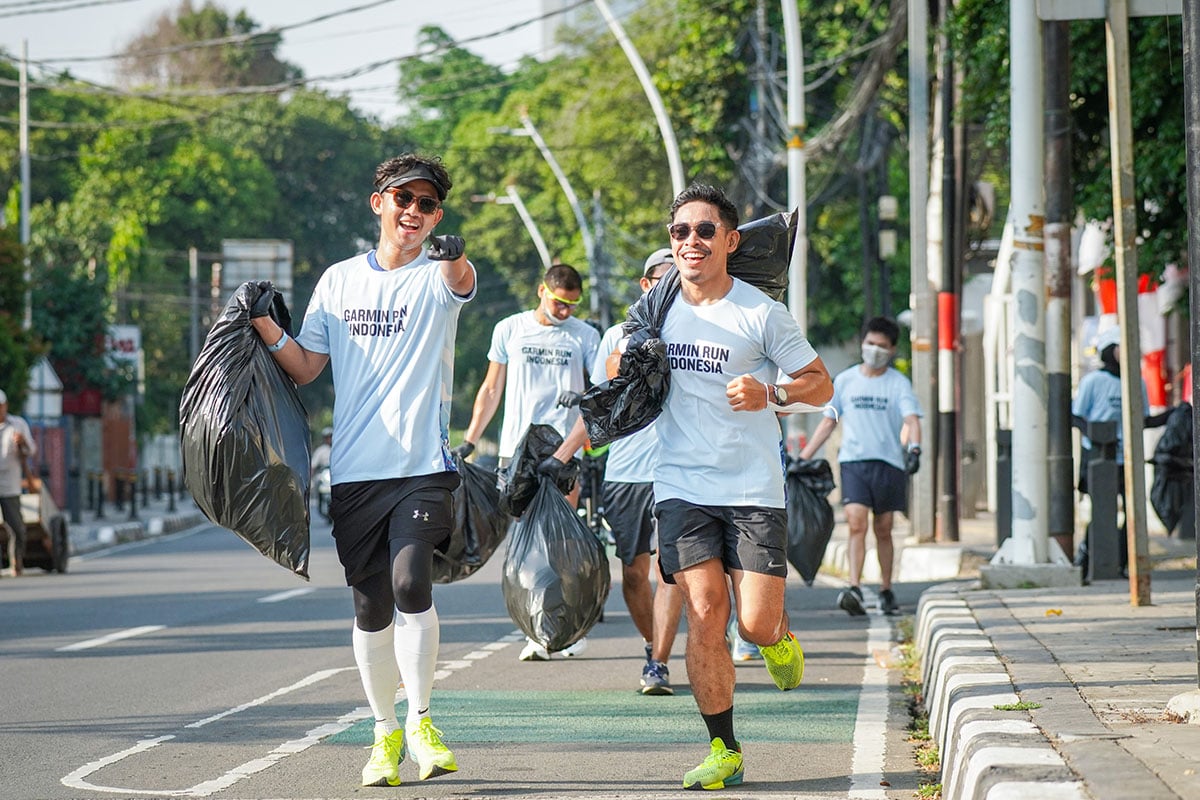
[[759, 631, 805, 690], [361, 728, 403, 787], [407, 718, 458, 780], [683, 737, 744, 790]]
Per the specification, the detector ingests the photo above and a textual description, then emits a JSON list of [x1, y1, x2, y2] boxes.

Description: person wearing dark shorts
[[251, 153, 475, 788], [800, 316, 922, 617], [613, 184, 832, 790]]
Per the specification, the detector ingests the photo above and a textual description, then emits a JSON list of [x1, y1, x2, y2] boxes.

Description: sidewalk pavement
[[821, 510, 1200, 799]]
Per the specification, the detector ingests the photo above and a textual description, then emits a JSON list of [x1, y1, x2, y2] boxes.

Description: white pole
[[504, 184, 554, 271], [19, 40, 32, 331], [1000, 0, 1049, 564], [592, 0, 685, 196], [781, 0, 807, 336]]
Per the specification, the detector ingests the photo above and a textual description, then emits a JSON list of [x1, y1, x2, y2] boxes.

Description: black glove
[[537, 455, 568, 482], [626, 328, 654, 352], [905, 446, 921, 475], [451, 441, 475, 459], [250, 281, 275, 318], [428, 235, 465, 261], [556, 390, 583, 408]]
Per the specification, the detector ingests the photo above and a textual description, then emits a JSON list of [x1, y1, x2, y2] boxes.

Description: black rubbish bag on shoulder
[[727, 209, 797, 303], [179, 280, 311, 579], [579, 269, 680, 447], [1150, 403, 1193, 532], [502, 477, 611, 652], [434, 454, 511, 583], [785, 457, 836, 586], [499, 424, 580, 518]]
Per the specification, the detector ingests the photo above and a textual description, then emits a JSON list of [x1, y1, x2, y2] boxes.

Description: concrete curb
[[915, 585, 1089, 800], [822, 537, 969, 583], [68, 506, 209, 556]]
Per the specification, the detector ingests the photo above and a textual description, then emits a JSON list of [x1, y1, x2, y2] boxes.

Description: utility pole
[[1106, 0, 1151, 606], [189, 247, 200, 365], [781, 0, 807, 337], [1044, 21, 1076, 561], [908, 0, 935, 542], [19, 40, 31, 330], [936, 0, 959, 542], [1177, 0, 1200, 699]]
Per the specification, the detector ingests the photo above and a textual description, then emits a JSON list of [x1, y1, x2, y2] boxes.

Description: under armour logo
[[412, 509, 429, 521]]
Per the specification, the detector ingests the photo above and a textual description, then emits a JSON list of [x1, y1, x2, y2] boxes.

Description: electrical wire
[[0, 0, 140, 19]]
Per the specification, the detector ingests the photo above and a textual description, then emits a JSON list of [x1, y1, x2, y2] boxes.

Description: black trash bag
[[579, 269, 681, 447], [179, 280, 311, 578], [727, 209, 797, 303], [785, 457, 836, 586], [1150, 403, 1193, 532], [502, 477, 611, 652], [499, 423, 580, 517], [433, 454, 511, 583]]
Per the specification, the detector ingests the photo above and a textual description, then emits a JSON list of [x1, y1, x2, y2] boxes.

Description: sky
[[1, 0, 570, 121]]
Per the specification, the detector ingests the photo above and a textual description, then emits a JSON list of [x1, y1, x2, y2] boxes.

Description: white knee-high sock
[[394, 605, 439, 727], [352, 622, 400, 734]]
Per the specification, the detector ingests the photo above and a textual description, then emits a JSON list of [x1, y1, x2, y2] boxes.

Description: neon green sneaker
[[683, 737, 744, 790], [759, 631, 804, 690], [407, 718, 458, 780], [361, 728, 404, 787]]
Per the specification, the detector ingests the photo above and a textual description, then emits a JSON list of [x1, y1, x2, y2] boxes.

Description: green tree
[[0, 224, 34, 409]]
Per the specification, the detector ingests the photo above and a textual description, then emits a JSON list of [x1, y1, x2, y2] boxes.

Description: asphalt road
[[0, 514, 928, 799]]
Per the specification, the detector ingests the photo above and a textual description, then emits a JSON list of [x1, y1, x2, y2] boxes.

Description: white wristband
[[266, 331, 289, 353]]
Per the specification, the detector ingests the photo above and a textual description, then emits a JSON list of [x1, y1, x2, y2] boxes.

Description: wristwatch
[[772, 384, 789, 405]]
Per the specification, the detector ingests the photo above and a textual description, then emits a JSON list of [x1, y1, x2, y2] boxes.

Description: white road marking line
[[850, 605, 892, 800], [61, 628, 523, 795], [257, 587, 314, 604], [56, 625, 166, 652]]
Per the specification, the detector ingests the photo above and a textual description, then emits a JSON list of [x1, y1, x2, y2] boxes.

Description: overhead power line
[[0, 0, 140, 19]]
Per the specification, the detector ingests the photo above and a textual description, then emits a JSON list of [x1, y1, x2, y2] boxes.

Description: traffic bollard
[[1085, 420, 1121, 581]]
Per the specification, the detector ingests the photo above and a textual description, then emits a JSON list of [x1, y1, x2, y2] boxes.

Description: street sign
[[1038, 0, 1180, 19]]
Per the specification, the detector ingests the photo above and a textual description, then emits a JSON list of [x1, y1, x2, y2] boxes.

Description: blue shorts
[[839, 460, 907, 515]]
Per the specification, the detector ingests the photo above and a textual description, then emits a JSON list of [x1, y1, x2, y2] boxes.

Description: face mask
[[862, 344, 891, 370], [540, 301, 568, 326]]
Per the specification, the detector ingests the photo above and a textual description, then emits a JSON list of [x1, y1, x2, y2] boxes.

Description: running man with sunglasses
[[613, 184, 831, 790], [455, 263, 601, 660], [251, 153, 474, 788]]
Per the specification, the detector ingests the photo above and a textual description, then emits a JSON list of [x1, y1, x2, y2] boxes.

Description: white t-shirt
[[654, 278, 819, 508], [488, 311, 600, 459], [824, 365, 922, 471], [0, 414, 35, 496], [296, 249, 475, 484], [592, 323, 657, 483]]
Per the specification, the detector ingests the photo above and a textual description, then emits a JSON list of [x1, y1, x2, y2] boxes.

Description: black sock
[[701, 707, 737, 750]]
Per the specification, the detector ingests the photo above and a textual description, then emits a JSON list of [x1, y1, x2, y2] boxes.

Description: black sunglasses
[[667, 221, 720, 241], [385, 187, 441, 215]]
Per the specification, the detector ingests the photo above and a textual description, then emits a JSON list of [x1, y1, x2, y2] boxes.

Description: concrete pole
[[781, 0, 807, 336], [937, 5, 960, 543], [1181, 0, 1200, 692], [1044, 21, 1076, 561], [592, 0, 685, 196], [188, 247, 200, 365], [1105, 0, 1151, 606], [998, 0, 1050, 564], [20, 40, 31, 331], [505, 185, 553, 271], [908, 0, 936, 542]]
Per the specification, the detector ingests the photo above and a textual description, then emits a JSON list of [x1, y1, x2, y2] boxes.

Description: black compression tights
[[351, 537, 437, 632]]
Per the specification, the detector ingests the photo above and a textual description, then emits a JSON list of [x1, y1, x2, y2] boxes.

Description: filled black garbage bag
[[1150, 403, 1193, 532], [785, 457, 836, 586], [502, 477, 611, 652], [500, 423, 580, 518], [434, 454, 511, 583], [580, 269, 680, 447], [727, 209, 797, 303], [179, 280, 311, 578]]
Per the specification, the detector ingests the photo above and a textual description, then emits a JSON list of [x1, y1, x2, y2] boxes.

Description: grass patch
[[896, 613, 941, 798], [994, 701, 1042, 711], [916, 781, 943, 799]]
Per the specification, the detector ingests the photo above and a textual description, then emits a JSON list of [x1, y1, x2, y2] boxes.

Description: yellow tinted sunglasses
[[542, 283, 582, 306]]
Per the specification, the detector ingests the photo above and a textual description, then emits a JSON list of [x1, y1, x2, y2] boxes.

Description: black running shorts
[[329, 471, 460, 586], [601, 481, 656, 567], [839, 460, 907, 514], [653, 499, 788, 584]]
